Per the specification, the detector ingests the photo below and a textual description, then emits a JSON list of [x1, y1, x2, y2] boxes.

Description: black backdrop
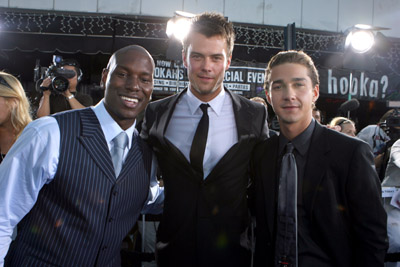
[[1, 9, 400, 129]]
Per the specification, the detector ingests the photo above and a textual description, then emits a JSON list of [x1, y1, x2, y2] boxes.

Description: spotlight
[[166, 11, 195, 42], [345, 30, 375, 53], [344, 24, 390, 54]]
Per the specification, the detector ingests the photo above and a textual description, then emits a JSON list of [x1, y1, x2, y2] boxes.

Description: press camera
[[34, 55, 77, 93], [380, 101, 400, 145]]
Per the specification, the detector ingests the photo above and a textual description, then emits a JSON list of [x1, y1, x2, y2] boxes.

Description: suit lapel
[[78, 109, 115, 183], [303, 123, 330, 214], [155, 90, 186, 146], [119, 129, 145, 181], [228, 89, 255, 140], [205, 90, 256, 182]]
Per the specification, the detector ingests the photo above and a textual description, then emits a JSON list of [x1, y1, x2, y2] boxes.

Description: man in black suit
[[253, 50, 387, 267], [141, 12, 268, 267]]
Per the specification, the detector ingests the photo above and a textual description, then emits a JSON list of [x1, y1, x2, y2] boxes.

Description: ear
[[265, 90, 272, 105], [312, 84, 320, 103], [182, 50, 188, 68], [225, 54, 232, 70], [7, 98, 18, 109], [101, 68, 109, 89]]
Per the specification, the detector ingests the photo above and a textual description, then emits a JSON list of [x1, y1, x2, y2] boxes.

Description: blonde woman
[[0, 71, 32, 163], [329, 116, 357, 137]]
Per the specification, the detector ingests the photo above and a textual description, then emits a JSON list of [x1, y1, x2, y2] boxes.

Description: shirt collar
[[186, 87, 226, 116], [279, 118, 316, 156], [91, 100, 136, 149]]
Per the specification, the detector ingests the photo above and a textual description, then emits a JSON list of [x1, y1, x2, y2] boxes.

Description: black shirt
[[278, 119, 333, 266], [50, 91, 93, 114]]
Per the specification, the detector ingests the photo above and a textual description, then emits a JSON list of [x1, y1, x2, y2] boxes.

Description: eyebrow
[[272, 77, 307, 84], [190, 51, 224, 58]]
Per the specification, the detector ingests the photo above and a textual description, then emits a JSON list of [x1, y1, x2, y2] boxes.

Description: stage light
[[344, 24, 390, 54], [345, 29, 375, 53], [166, 11, 195, 42]]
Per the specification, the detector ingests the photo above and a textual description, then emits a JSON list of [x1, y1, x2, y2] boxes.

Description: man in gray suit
[[0, 45, 163, 266]]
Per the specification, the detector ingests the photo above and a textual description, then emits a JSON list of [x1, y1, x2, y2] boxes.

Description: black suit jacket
[[253, 122, 388, 267], [141, 88, 268, 267]]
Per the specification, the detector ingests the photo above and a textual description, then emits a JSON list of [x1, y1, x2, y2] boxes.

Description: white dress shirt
[[0, 100, 163, 265], [165, 88, 238, 178]]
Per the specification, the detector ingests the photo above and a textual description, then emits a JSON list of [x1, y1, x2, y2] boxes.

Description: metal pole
[[176, 63, 180, 94], [348, 72, 353, 119]]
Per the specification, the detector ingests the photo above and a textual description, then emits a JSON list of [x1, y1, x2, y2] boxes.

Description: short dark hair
[[264, 50, 319, 92], [182, 12, 235, 57], [61, 59, 81, 78]]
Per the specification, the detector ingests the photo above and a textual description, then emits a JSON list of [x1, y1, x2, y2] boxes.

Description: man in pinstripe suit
[[0, 45, 163, 266]]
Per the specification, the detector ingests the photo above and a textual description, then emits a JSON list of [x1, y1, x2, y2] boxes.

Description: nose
[[201, 57, 212, 72], [283, 85, 296, 100], [126, 76, 140, 91]]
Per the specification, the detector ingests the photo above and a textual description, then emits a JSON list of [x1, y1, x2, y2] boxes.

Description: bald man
[[0, 45, 163, 266]]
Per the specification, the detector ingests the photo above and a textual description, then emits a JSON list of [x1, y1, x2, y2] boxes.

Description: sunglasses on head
[[337, 119, 351, 126], [0, 76, 12, 89]]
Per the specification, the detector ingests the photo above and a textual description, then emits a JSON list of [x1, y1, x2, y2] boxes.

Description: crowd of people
[[0, 11, 397, 267]]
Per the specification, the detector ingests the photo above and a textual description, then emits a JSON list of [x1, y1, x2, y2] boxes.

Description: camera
[[379, 101, 400, 146], [34, 55, 78, 94]]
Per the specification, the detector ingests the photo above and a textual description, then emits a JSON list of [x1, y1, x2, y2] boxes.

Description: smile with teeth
[[121, 96, 139, 103]]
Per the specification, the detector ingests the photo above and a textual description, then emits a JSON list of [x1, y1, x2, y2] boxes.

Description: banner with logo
[[153, 59, 267, 97], [153, 59, 400, 102], [319, 68, 400, 101]]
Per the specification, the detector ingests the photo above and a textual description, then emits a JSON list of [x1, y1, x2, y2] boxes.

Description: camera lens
[[52, 76, 69, 93]]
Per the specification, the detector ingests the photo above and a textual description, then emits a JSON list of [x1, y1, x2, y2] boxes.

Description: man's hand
[[62, 88, 73, 98], [40, 78, 52, 97]]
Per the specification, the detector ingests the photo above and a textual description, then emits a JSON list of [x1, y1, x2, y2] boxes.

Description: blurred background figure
[[381, 138, 400, 265], [329, 116, 357, 137], [250, 96, 267, 106], [358, 109, 398, 180], [36, 58, 92, 118], [250, 96, 278, 136], [312, 106, 322, 124], [0, 71, 32, 163]]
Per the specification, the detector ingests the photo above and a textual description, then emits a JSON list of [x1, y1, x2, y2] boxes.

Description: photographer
[[36, 59, 93, 118], [382, 139, 400, 263]]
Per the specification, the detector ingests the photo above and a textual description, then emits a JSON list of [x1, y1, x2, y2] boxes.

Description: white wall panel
[[225, 0, 264, 24], [263, 0, 302, 27], [141, 0, 183, 17], [10, 0, 53, 10], [1, 0, 400, 38], [54, 0, 97, 12], [98, 0, 141, 14], [183, 0, 224, 14], [338, 0, 373, 32], [374, 0, 400, 38], [302, 0, 338, 31], [0, 0, 9, 7]]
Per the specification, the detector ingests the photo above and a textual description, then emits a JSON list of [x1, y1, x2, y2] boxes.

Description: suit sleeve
[[257, 105, 269, 141], [347, 141, 388, 266], [140, 104, 153, 143]]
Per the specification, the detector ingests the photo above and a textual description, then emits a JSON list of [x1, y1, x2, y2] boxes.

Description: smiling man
[[141, 12, 268, 267], [0, 45, 163, 266], [252, 50, 387, 267]]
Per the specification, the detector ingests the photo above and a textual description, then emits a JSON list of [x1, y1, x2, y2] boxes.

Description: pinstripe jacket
[[5, 108, 152, 267]]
